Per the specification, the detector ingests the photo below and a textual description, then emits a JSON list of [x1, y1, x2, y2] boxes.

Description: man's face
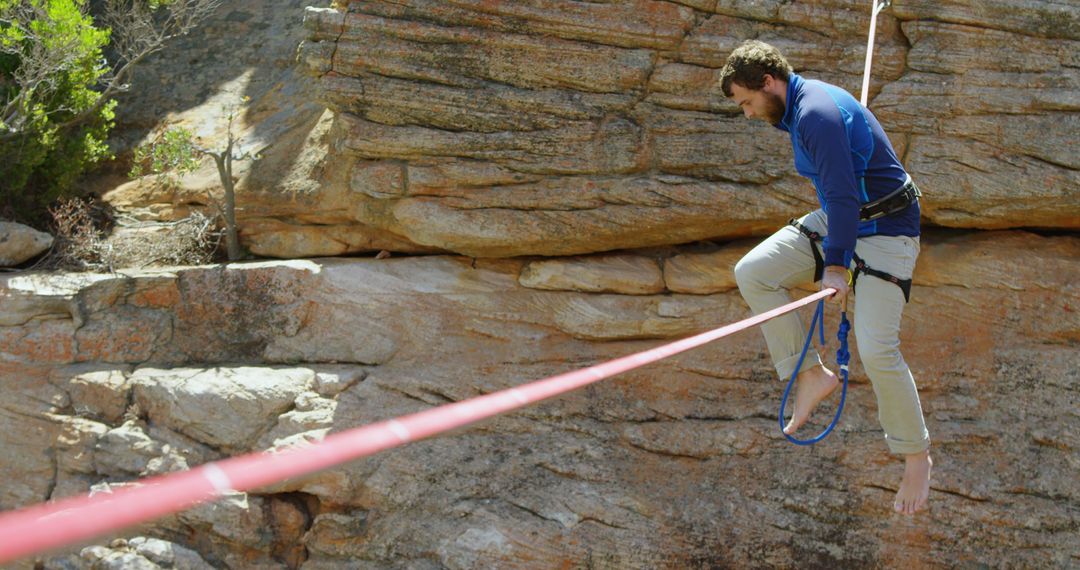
[[729, 82, 786, 125]]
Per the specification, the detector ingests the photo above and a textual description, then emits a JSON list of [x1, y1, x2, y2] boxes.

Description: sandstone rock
[[663, 243, 748, 294], [645, 62, 728, 113], [255, 390, 336, 450], [93, 421, 163, 477], [86, 0, 1078, 260], [293, 2, 1079, 257], [2, 231, 1078, 566], [550, 293, 741, 341], [49, 415, 109, 502], [316, 11, 657, 94], [70, 538, 214, 570], [0, 272, 109, 327], [144, 425, 220, 474], [339, 0, 698, 51], [131, 367, 315, 451], [59, 367, 132, 424], [328, 160, 810, 257], [890, 0, 1080, 40], [0, 222, 53, 266], [519, 254, 664, 295], [678, 9, 907, 94], [41, 554, 82, 570], [623, 420, 765, 458], [0, 365, 68, 510], [268, 497, 311, 567], [240, 217, 435, 259], [871, 19, 1080, 230], [336, 114, 647, 176], [303, 512, 370, 559], [172, 493, 274, 554], [128, 537, 215, 570], [94, 0, 336, 261], [78, 546, 160, 570]]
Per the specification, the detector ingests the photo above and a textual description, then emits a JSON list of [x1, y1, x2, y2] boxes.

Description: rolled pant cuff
[[776, 350, 823, 381], [885, 435, 931, 456]]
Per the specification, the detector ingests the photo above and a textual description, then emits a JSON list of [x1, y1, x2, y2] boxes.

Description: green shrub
[[0, 0, 115, 224]]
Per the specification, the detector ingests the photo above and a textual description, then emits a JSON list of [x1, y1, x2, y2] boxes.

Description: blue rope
[[778, 300, 851, 445]]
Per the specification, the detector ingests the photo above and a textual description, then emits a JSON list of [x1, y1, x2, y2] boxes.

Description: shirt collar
[[776, 72, 802, 131]]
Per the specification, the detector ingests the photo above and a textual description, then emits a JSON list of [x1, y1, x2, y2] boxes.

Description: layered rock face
[[2, 232, 1079, 568], [265, 0, 1076, 258], [100, 0, 1080, 259], [10, 0, 1079, 568]]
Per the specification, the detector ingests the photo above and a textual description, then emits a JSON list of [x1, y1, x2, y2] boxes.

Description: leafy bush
[[0, 0, 221, 226], [128, 127, 201, 180], [0, 0, 115, 224]]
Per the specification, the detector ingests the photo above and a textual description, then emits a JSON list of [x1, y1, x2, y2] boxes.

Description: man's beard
[[763, 92, 786, 124]]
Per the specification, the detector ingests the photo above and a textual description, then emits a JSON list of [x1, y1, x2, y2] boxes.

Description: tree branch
[[2, 0, 223, 138]]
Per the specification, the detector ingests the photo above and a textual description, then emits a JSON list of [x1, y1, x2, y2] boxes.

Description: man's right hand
[[822, 265, 851, 304]]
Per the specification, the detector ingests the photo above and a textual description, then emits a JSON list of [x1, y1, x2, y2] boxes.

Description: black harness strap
[[852, 253, 912, 303], [788, 218, 824, 282], [787, 219, 912, 303]]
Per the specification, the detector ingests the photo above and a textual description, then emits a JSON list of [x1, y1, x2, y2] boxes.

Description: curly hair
[[719, 40, 793, 97]]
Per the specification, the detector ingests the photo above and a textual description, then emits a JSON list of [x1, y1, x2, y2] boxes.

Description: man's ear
[[762, 74, 775, 91]]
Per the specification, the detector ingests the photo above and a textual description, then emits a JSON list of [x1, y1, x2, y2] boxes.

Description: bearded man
[[720, 40, 932, 514]]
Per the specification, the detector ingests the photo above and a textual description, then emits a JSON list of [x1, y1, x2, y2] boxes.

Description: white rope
[[860, 0, 891, 106]]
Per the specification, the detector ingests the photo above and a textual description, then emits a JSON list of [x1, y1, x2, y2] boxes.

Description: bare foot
[[783, 365, 839, 434], [894, 450, 932, 514]]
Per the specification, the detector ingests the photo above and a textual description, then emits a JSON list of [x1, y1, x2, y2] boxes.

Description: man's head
[[719, 40, 793, 124]]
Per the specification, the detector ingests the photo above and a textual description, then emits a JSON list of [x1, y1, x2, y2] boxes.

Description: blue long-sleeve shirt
[[775, 73, 919, 267]]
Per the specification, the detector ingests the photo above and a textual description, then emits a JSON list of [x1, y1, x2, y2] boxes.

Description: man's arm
[[798, 107, 861, 269]]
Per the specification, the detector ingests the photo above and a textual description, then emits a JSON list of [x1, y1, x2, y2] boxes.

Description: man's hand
[[822, 265, 851, 304]]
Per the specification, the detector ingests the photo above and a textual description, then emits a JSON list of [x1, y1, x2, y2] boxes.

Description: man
[[719, 40, 932, 514]]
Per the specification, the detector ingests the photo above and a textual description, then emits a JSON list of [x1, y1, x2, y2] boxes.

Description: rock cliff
[[102, 0, 1079, 259], [3, 231, 1079, 568], [2, 0, 1078, 568]]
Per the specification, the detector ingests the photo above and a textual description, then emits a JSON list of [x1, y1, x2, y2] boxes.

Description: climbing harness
[[788, 220, 913, 303], [853, 252, 912, 303], [859, 176, 922, 222], [778, 300, 851, 445]]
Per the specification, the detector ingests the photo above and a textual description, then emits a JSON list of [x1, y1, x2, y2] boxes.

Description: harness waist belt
[[859, 177, 921, 222]]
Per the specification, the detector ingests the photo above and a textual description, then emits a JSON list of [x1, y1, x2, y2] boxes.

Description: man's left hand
[[822, 265, 851, 304]]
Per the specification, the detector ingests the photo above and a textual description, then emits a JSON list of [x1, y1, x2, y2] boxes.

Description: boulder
[[0, 222, 53, 266], [131, 367, 315, 451]]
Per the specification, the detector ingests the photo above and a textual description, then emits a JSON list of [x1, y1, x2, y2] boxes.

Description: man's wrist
[[824, 265, 853, 285]]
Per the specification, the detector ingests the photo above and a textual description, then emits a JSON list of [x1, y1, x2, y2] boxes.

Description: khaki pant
[[734, 209, 930, 455]]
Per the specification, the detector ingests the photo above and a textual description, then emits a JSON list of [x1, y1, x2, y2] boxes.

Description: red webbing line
[[0, 289, 834, 564]]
